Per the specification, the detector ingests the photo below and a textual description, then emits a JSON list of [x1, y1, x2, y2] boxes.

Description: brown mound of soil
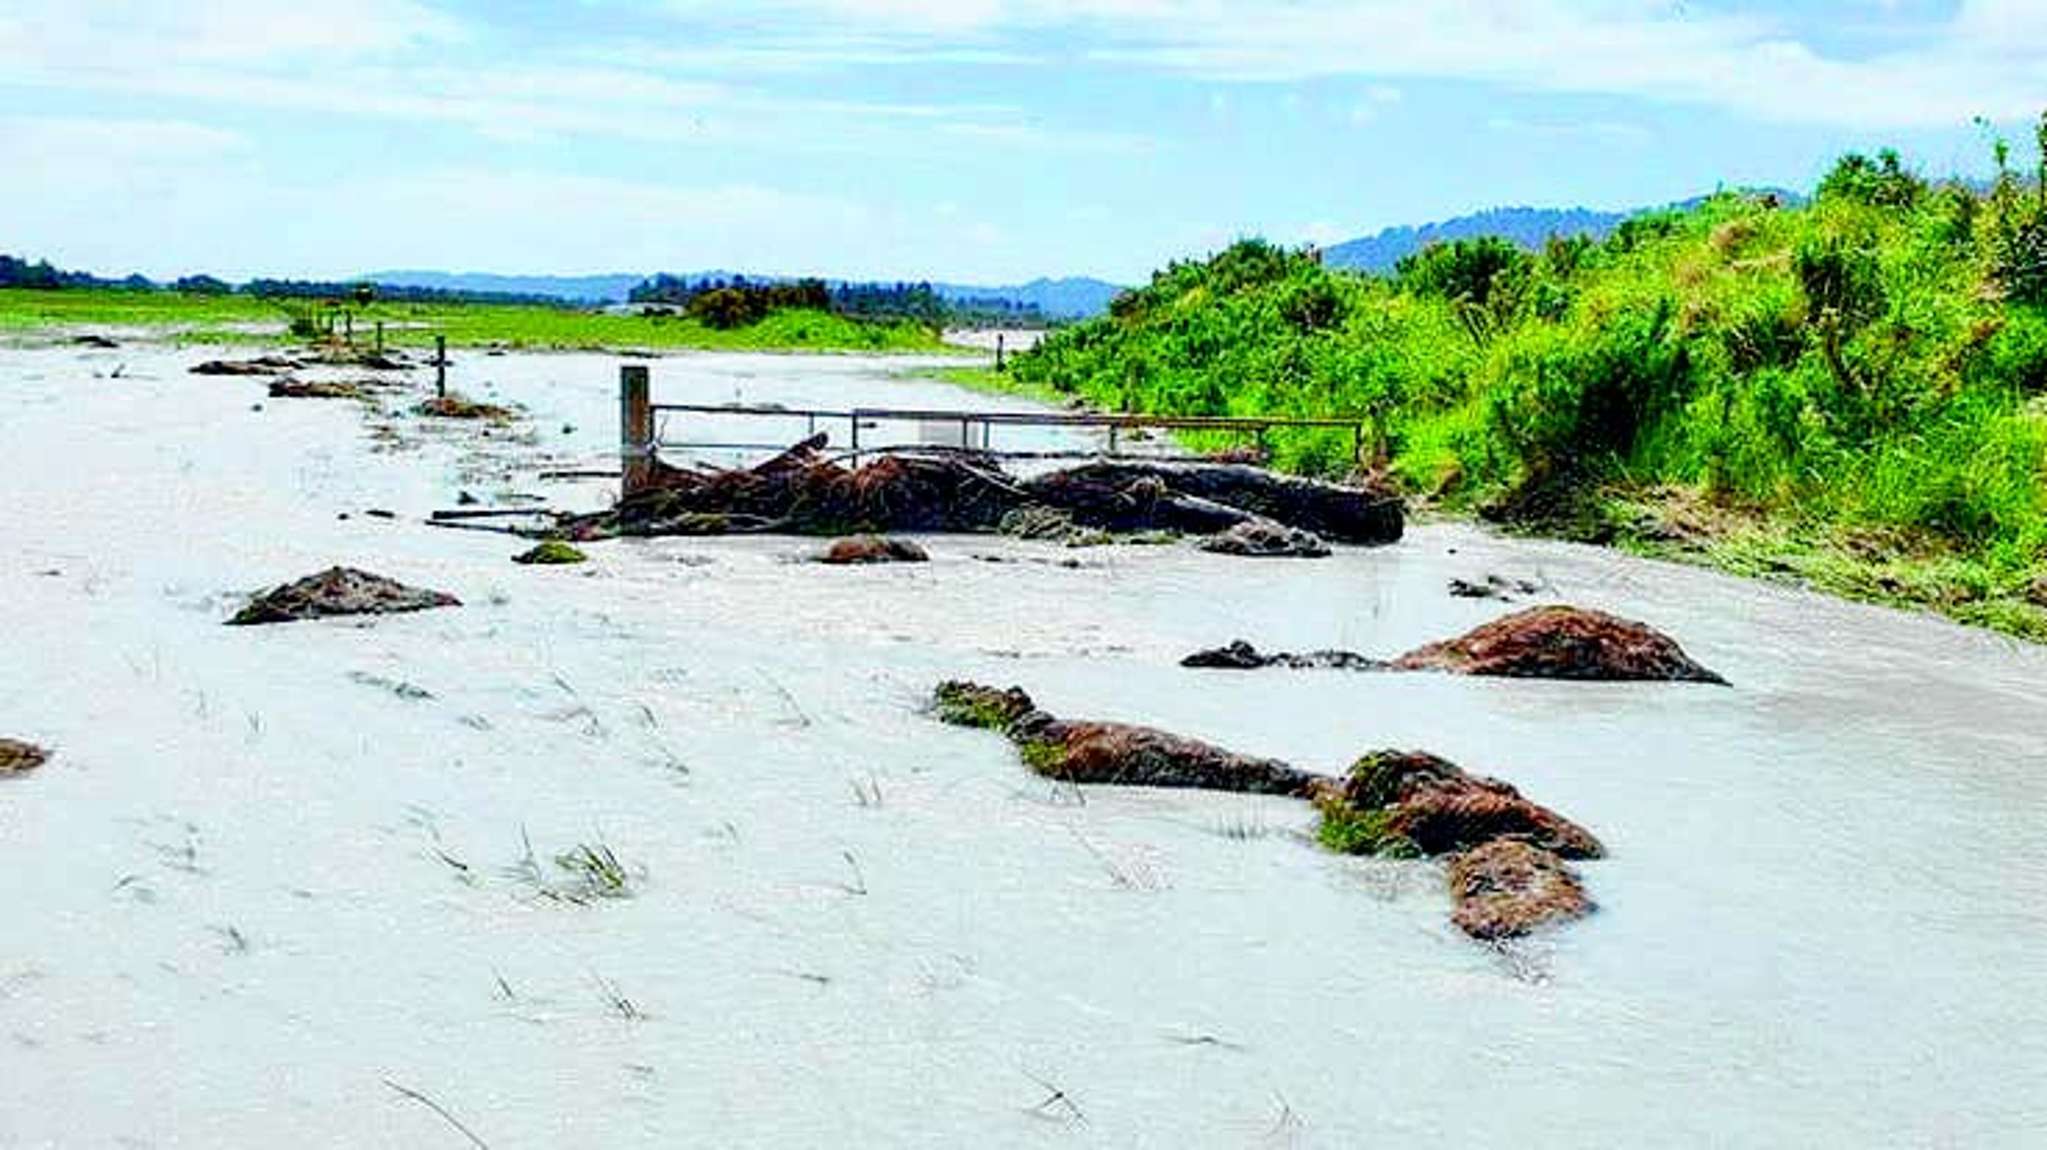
[[1312, 750, 1605, 859], [1393, 605, 1725, 683], [1198, 520, 1330, 558], [930, 680, 1318, 796], [817, 535, 929, 564], [0, 739, 50, 774], [1010, 712, 1322, 796], [1447, 839, 1594, 940], [268, 379, 371, 400], [192, 356, 301, 376], [414, 394, 514, 421], [228, 566, 460, 626], [1180, 640, 1383, 670]]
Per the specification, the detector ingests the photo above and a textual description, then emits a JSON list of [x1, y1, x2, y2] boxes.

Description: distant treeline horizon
[[0, 255, 1061, 328]]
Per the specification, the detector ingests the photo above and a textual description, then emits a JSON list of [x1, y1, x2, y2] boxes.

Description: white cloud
[[654, 0, 2047, 129]]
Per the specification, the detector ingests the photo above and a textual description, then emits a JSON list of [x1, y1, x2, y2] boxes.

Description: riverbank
[[928, 359, 2047, 641], [0, 286, 960, 354]]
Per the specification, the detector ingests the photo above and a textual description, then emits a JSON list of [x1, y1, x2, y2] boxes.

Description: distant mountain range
[[1321, 191, 1799, 273], [363, 195, 1792, 318], [363, 269, 1124, 320], [1322, 206, 1632, 272]]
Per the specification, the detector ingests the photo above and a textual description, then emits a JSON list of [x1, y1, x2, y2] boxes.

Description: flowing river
[[2, 344, 2044, 1146]]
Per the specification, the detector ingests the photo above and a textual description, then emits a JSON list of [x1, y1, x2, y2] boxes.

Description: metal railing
[[616, 367, 1370, 496], [647, 401, 1369, 465]]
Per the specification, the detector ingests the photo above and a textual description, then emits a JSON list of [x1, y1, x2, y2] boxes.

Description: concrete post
[[620, 364, 654, 497]]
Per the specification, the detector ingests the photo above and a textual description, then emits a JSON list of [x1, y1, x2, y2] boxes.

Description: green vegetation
[[1313, 801, 1421, 858], [0, 287, 955, 354], [931, 681, 1035, 731], [1012, 128, 2047, 640], [512, 540, 589, 566]]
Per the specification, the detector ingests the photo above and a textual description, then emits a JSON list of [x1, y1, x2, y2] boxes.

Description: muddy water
[[2, 345, 2045, 1146]]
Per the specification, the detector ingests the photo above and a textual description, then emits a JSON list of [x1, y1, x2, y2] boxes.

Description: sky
[[2, 0, 2045, 285]]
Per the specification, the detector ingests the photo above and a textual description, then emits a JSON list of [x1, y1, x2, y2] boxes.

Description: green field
[[1002, 145, 2047, 640], [0, 287, 958, 354]]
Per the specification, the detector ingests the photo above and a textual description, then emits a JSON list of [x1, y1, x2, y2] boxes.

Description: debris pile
[[228, 566, 460, 626], [561, 436, 1402, 551]]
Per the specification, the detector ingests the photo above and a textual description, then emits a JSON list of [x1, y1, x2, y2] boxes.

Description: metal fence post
[[620, 364, 653, 497]]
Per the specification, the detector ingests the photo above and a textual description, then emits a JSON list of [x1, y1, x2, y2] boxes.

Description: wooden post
[[620, 364, 653, 497], [435, 335, 448, 398], [995, 333, 1006, 373], [375, 321, 385, 354], [344, 311, 353, 345]]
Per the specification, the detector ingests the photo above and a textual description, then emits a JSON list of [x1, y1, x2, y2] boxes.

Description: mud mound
[[817, 535, 929, 565], [192, 356, 301, 376], [228, 566, 460, 626], [1010, 712, 1321, 796], [513, 541, 587, 566], [1447, 839, 1594, 940], [0, 739, 50, 774], [414, 394, 513, 421], [1198, 520, 1330, 558], [1180, 640, 1382, 670], [268, 379, 371, 400], [1394, 605, 1725, 683], [1311, 750, 1604, 860]]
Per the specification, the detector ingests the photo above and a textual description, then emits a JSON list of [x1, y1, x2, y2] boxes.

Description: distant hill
[[1322, 207, 1632, 273], [1323, 193, 1800, 274]]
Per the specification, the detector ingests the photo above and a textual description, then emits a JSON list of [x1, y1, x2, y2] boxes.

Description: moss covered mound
[[513, 540, 588, 566], [1313, 750, 1605, 860]]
